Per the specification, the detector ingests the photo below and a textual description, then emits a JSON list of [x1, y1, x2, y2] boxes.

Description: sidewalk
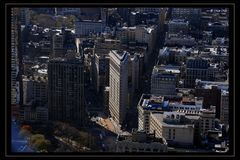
[[97, 116, 122, 134]]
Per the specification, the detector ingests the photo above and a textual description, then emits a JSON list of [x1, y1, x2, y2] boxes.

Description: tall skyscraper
[[109, 50, 128, 125], [22, 75, 48, 106], [52, 33, 65, 58], [220, 90, 229, 126], [159, 8, 168, 32], [101, 8, 108, 25], [20, 8, 30, 26], [117, 8, 131, 23], [128, 53, 140, 108], [48, 55, 85, 125], [11, 8, 19, 106]]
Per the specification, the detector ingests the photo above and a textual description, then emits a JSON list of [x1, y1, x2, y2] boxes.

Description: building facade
[[94, 53, 110, 93], [22, 75, 48, 106], [151, 65, 177, 96], [171, 8, 201, 20], [168, 19, 189, 34], [164, 33, 196, 47], [11, 8, 19, 106], [75, 20, 105, 36], [150, 112, 195, 146], [48, 57, 85, 125], [52, 33, 65, 58], [195, 86, 221, 118], [138, 94, 169, 133], [112, 130, 168, 152], [220, 91, 229, 126], [109, 50, 128, 125], [20, 8, 30, 26], [199, 106, 216, 135], [185, 57, 209, 88], [20, 105, 48, 122]]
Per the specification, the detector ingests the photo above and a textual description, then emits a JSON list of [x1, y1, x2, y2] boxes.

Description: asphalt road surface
[[11, 120, 34, 152]]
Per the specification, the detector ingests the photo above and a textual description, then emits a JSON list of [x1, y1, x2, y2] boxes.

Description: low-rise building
[[195, 79, 228, 119], [158, 46, 190, 65], [185, 57, 210, 88], [169, 97, 204, 111], [199, 106, 216, 135], [164, 33, 196, 47], [75, 20, 106, 36], [150, 111, 194, 146], [111, 130, 168, 152], [151, 65, 177, 96], [116, 25, 157, 55], [138, 94, 170, 133], [168, 19, 189, 34]]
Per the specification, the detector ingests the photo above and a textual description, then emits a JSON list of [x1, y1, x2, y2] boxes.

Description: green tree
[[19, 129, 31, 138], [32, 14, 56, 28], [34, 139, 51, 151], [30, 134, 44, 144], [30, 134, 51, 151], [65, 15, 76, 28]]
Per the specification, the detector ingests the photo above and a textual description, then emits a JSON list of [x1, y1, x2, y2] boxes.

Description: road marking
[[21, 145, 27, 151]]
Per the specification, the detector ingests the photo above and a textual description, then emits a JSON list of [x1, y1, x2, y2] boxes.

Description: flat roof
[[185, 115, 200, 120], [151, 113, 193, 128]]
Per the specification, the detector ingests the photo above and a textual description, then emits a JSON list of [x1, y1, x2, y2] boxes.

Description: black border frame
[[3, 1, 236, 158]]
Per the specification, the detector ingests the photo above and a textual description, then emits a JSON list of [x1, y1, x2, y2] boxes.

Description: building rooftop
[[78, 19, 103, 23], [152, 65, 180, 74], [110, 50, 128, 62], [144, 26, 156, 34], [22, 75, 48, 83], [169, 19, 189, 24], [221, 90, 229, 96], [37, 69, 47, 75], [140, 94, 169, 111], [122, 26, 136, 30], [195, 79, 229, 91], [178, 110, 201, 116], [159, 46, 191, 57], [117, 130, 167, 145], [49, 56, 83, 64], [185, 115, 200, 120], [151, 112, 194, 128]]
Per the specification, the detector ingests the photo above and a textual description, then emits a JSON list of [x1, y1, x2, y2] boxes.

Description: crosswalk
[[17, 145, 27, 152]]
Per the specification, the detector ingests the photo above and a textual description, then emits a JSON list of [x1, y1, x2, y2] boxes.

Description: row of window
[[121, 146, 164, 152]]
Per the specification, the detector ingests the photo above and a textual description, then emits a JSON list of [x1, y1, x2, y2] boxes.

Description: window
[[168, 135, 171, 139]]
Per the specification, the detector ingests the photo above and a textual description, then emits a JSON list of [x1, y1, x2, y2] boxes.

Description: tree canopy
[[30, 134, 51, 151]]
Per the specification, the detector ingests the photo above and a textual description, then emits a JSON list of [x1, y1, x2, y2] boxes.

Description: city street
[[8, 7, 231, 154], [11, 120, 34, 152]]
